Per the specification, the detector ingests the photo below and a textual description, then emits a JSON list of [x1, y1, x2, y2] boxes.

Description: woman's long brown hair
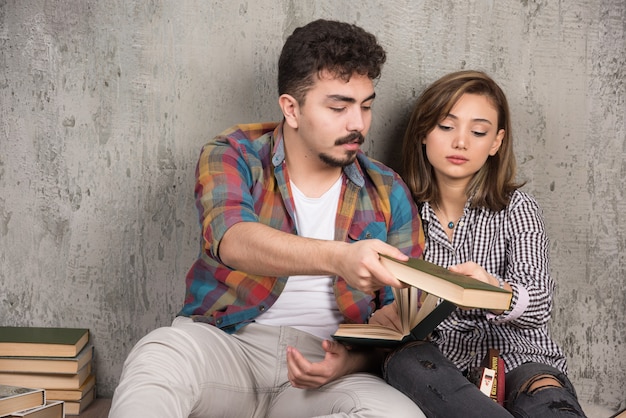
[[401, 70, 523, 211]]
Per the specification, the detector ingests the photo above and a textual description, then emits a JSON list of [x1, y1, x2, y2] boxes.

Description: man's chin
[[320, 151, 358, 168]]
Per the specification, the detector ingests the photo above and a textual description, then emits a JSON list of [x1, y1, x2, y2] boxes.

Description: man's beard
[[319, 132, 364, 168]]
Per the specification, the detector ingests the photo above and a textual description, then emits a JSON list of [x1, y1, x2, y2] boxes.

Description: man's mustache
[[335, 132, 364, 146]]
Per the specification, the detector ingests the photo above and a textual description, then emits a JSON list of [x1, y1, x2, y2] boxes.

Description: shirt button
[[458, 221, 464, 227], [259, 305, 266, 312], [216, 318, 222, 325]]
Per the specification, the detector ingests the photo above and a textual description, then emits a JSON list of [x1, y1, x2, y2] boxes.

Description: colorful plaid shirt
[[179, 122, 424, 333]]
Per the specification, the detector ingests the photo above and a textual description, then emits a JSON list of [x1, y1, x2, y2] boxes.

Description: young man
[[110, 19, 425, 417]]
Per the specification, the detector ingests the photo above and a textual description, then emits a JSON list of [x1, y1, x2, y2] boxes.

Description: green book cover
[[0, 327, 88, 345], [384, 255, 510, 294], [0, 327, 89, 358], [380, 255, 513, 310]]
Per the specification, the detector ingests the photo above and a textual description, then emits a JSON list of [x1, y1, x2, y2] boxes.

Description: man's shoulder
[[356, 153, 401, 182], [202, 122, 279, 160], [215, 122, 279, 143]]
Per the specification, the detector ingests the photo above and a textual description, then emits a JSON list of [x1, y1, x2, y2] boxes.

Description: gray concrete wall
[[1, 0, 624, 413]]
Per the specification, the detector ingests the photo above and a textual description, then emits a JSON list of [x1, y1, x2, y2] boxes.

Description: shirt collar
[[271, 121, 365, 187]]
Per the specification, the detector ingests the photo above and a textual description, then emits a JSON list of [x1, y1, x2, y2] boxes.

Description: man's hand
[[286, 340, 371, 389], [332, 239, 408, 293]]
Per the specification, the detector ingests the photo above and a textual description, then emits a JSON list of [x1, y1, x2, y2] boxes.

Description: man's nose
[[346, 107, 366, 132]]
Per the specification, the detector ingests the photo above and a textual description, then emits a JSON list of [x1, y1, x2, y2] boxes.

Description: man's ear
[[279, 94, 299, 129]]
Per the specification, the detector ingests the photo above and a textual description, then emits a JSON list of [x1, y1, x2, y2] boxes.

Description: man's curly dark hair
[[278, 19, 387, 104]]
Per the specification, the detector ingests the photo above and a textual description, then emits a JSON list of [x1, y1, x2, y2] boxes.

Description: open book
[[332, 288, 456, 347], [332, 256, 513, 346]]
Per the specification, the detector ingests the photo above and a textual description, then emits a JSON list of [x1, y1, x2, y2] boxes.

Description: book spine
[[495, 357, 505, 406], [480, 348, 505, 406]]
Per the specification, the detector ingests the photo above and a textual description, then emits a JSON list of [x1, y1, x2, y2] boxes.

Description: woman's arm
[[490, 192, 554, 328]]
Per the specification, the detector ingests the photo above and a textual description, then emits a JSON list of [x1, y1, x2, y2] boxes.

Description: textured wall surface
[[1, 0, 624, 413]]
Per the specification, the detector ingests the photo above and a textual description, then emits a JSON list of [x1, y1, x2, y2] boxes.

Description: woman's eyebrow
[[446, 113, 494, 125]]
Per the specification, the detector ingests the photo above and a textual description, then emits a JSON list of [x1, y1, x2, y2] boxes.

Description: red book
[[481, 348, 505, 405]]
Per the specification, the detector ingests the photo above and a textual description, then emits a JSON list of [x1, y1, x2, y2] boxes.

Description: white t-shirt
[[255, 176, 344, 339]]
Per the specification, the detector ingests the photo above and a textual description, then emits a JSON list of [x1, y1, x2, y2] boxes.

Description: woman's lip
[[447, 155, 468, 164]]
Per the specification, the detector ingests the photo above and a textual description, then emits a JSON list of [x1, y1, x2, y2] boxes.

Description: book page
[[333, 324, 405, 339], [393, 287, 411, 335], [411, 293, 439, 328]]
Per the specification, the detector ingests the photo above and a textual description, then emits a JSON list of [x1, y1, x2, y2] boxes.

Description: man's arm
[[219, 221, 408, 293]]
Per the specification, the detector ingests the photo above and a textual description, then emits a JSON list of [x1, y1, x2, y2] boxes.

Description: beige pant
[[109, 317, 424, 418]]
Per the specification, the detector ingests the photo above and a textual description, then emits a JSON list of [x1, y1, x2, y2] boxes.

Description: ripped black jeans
[[383, 341, 587, 418]]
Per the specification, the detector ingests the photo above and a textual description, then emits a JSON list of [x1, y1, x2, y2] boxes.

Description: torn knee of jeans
[[419, 360, 436, 369], [549, 400, 581, 414], [521, 374, 563, 394]]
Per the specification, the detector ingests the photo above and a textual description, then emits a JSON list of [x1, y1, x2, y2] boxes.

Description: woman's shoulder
[[506, 189, 543, 215]]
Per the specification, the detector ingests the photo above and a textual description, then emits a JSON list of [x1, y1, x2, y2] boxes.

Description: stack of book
[[0, 384, 64, 417], [0, 327, 95, 416]]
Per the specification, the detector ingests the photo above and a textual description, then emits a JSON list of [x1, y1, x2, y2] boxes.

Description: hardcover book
[[0, 328, 89, 358], [332, 256, 512, 346], [0, 362, 92, 390], [62, 387, 95, 416], [332, 289, 456, 347], [481, 348, 505, 405], [8, 400, 64, 418], [468, 348, 506, 405], [379, 255, 512, 310], [0, 344, 93, 374], [46, 374, 95, 402], [0, 384, 45, 416]]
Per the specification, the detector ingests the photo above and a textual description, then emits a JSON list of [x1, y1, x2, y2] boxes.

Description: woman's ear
[[279, 94, 299, 129], [490, 129, 505, 156]]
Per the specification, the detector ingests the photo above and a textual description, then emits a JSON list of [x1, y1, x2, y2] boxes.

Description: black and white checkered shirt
[[423, 189, 568, 374]]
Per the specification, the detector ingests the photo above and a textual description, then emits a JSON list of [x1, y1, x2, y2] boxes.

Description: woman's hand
[[448, 261, 511, 314]]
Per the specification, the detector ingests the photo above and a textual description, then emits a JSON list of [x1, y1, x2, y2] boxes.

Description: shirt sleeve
[[387, 171, 425, 259], [378, 171, 425, 307], [194, 135, 262, 262], [487, 192, 554, 328]]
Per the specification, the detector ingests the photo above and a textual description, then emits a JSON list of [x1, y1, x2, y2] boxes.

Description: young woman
[[380, 71, 586, 417]]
